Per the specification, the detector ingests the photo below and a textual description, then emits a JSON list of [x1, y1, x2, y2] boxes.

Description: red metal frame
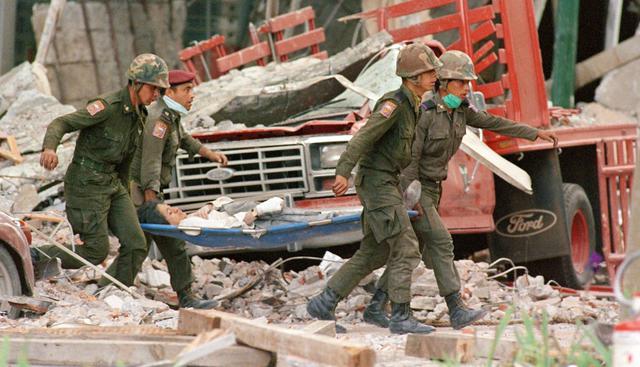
[[597, 136, 636, 281], [255, 6, 328, 62], [342, 0, 549, 129], [180, 6, 328, 82]]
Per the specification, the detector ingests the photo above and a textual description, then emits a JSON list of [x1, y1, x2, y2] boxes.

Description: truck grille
[[164, 144, 307, 210]]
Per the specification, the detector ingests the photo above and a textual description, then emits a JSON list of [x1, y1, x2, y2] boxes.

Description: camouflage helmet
[[396, 43, 443, 78], [437, 50, 478, 81], [127, 53, 170, 89]]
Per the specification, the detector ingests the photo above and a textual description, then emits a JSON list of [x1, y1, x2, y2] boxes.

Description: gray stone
[[11, 184, 40, 213], [204, 284, 223, 299], [410, 296, 437, 311], [595, 57, 640, 117]]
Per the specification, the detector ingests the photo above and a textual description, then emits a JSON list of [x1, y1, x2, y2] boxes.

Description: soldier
[[365, 50, 558, 330], [129, 69, 227, 308], [38, 54, 169, 287], [307, 43, 442, 335]]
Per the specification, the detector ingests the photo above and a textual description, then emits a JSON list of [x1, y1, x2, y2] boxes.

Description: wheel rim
[[0, 259, 16, 313], [570, 209, 590, 275]]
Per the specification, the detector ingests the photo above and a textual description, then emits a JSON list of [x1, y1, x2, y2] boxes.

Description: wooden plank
[[405, 332, 518, 362], [0, 148, 23, 164], [7, 336, 270, 367], [575, 35, 640, 89], [179, 309, 376, 367], [35, 0, 66, 64], [405, 333, 475, 363], [303, 320, 337, 337]]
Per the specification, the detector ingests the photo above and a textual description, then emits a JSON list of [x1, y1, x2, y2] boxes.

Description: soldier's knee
[[82, 236, 110, 264]]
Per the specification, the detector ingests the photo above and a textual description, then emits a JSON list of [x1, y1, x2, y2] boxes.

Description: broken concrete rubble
[[182, 31, 394, 129], [2, 248, 619, 333], [595, 57, 640, 117]]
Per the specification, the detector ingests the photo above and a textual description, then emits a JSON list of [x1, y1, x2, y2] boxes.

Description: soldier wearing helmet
[[387, 50, 558, 329], [307, 43, 441, 335], [38, 54, 170, 287], [127, 70, 227, 309]]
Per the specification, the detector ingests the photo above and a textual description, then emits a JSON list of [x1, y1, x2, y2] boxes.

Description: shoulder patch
[[420, 100, 437, 111], [86, 100, 106, 116], [379, 101, 397, 118], [152, 121, 168, 139]]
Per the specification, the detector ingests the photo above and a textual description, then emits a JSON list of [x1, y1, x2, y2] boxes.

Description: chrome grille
[[164, 144, 307, 210]]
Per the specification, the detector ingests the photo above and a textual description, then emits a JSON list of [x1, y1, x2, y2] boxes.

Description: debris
[[178, 309, 376, 367], [405, 332, 475, 363]]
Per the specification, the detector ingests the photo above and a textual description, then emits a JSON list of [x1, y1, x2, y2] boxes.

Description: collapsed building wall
[[31, 0, 187, 108]]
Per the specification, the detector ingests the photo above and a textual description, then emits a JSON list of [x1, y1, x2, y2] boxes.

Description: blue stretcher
[[140, 210, 417, 251]]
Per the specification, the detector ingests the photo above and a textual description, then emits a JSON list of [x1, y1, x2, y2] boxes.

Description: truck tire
[[528, 183, 596, 289], [0, 245, 22, 318], [562, 183, 596, 287]]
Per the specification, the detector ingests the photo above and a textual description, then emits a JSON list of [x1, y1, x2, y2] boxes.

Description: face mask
[[163, 95, 189, 116], [443, 93, 462, 109]]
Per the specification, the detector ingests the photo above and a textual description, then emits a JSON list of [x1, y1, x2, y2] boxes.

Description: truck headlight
[[319, 143, 347, 169]]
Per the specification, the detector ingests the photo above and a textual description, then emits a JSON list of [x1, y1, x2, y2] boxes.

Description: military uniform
[[39, 87, 148, 286], [376, 92, 540, 297], [326, 84, 422, 304], [129, 96, 203, 293]]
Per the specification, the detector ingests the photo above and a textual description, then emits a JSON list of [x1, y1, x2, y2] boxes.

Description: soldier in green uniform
[[38, 54, 170, 287], [130, 69, 227, 308], [307, 43, 442, 335], [364, 50, 558, 329]]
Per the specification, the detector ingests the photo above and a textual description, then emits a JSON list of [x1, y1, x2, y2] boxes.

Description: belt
[[72, 156, 116, 174]]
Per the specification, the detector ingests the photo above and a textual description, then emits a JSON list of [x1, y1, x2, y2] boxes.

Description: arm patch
[[86, 100, 105, 116], [380, 101, 397, 118], [152, 121, 168, 139]]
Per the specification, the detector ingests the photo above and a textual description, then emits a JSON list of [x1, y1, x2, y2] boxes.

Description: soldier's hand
[[332, 175, 349, 196], [40, 149, 58, 170], [208, 151, 228, 166], [411, 202, 425, 222], [537, 130, 558, 147], [144, 189, 158, 202]]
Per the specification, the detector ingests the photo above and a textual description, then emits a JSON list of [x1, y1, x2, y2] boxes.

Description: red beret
[[168, 70, 195, 86]]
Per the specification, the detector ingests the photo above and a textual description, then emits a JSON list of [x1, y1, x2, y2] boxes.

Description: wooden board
[[575, 35, 640, 89], [5, 336, 271, 367], [303, 320, 337, 337], [179, 309, 376, 367], [405, 331, 518, 363], [405, 333, 475, 363]]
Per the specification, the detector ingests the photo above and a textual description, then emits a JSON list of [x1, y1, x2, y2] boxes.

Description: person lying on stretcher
[[137, 196, 335, 229]]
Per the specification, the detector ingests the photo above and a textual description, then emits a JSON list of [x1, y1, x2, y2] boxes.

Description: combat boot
[[363, 288, 390, 328], [307, 287, 347, 333], [389, 302, 435, 334], [178, 288, 218, 309], [445, 292, 488, 329]]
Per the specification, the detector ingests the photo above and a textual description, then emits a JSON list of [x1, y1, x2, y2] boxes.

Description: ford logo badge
[[495, 209, 557, 238], [206, 167, 235, 181]]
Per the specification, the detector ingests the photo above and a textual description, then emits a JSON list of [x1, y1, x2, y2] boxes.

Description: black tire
[[528, 183, 596, 289], [0, 245, 22, 318]]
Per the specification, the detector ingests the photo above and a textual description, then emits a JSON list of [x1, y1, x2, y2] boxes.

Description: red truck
[[169, 0, 636, 290], [0, 212, 34, 317]]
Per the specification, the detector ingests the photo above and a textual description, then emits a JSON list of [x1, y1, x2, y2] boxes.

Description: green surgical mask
[[443, 93, 462, 109]]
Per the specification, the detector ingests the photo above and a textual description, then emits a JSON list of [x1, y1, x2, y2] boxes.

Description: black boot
[[389, 302, 435, 334], [363, 288, 390, 328], [445, 292, 488, 329], [307, 288, 347, 333], [178, 288, 218, 309]]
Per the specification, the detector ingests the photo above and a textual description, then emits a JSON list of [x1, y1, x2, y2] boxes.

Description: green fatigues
[[327, 85, 422, 304], [129, 97, 203, 293], [378, 93, 540, 296], [40, 87, 148, 286]]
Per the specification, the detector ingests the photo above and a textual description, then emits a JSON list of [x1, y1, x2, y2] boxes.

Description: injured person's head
[[138, 200, 187, 225]]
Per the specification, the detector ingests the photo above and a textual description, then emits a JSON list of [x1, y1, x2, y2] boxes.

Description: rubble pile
[[0, 62, 76, 213], [1, 252, 618, 331], [182, 31, 393, 130]]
